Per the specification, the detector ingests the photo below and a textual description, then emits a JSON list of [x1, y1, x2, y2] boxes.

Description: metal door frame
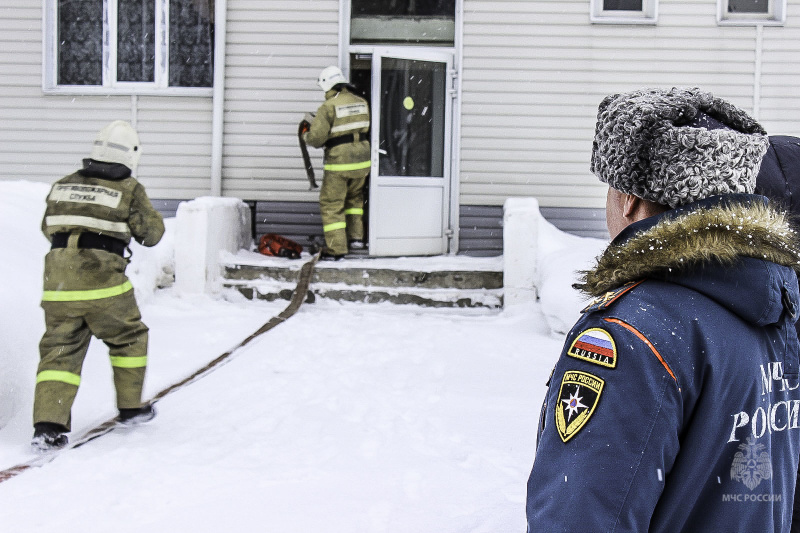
[[366, 47, 455, 256]]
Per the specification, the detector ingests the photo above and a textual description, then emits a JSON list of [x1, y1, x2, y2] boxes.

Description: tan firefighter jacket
[[305, 87, 370, 174], [41, 169, 165, 296]]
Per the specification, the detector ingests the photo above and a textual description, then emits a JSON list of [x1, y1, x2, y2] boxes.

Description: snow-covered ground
[[0, 180, 606, 532]]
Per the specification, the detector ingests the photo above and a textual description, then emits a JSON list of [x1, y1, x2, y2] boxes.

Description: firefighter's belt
[[51, 231, 127, 257], [324, 132, 366, 150]]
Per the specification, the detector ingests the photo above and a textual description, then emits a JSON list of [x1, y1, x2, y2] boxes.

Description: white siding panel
[[0, 1, 213, 200], [759, 7, 800, 131], [460, 0, 800, 209], [221, 0, 340, 202]]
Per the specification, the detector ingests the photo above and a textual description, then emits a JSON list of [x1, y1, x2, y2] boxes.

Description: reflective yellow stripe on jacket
[[42, 280, 133, 302], [323, 161, 371, 172]]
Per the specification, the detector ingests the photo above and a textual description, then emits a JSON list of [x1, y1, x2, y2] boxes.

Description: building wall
[[460, 0, 800, 210], [3, 1, 799, 249], [221, 0, 340, 202], [0, 2, 213, 200]]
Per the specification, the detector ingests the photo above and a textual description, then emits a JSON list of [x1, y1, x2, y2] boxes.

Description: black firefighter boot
[[117, 404, 157, 426], [31, 422, 69, 453], [319, 249, 345, 261]]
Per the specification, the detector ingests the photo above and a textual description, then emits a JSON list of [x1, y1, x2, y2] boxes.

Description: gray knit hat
[[590, 87, 769, 208]]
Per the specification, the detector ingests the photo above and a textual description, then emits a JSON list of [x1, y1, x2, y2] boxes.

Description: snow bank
[[0, 182, 50, 429], [500, 196, 608, 332], [536, 217, 607, 335], [127, 218, 176, 304]]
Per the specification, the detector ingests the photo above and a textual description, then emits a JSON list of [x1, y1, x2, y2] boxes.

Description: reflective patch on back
[[330, 121, 370, 134], [567, 328, 617, 368], [45, 215, 130, 236], [555, 370, 604, 443], [335, 103, 368, 118]]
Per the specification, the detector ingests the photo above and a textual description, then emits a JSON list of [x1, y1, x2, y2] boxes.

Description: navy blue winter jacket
[[756, 135, 800, 533], [756, 136, 800, 220], [527, 194, 800, 532]]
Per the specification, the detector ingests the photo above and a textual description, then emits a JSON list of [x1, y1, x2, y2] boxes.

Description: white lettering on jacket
[[727, 401, 800, 443], [49, 184, 122, 209], [728, 362, 800, 443], [335, 103, 368, 118], [761, 361, 800, 395]]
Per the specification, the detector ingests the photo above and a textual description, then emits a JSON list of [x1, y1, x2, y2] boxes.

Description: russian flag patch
[[567, 328, 617, 369]]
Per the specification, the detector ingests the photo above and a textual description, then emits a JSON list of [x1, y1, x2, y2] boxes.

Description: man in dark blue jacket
[[527, 87, 800, 532], [756, 135, 800, 533]]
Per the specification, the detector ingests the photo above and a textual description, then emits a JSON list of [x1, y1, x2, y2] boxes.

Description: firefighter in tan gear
[[32, 120, 165, 452], [304, 66, 370, 261]]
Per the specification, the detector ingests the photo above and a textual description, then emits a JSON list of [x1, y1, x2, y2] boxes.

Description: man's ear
[[622, 194, 641, 220]]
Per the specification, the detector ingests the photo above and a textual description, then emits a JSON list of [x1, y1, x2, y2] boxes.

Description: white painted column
[[503, 197, 540, 307], [174, 197, 252, 294]]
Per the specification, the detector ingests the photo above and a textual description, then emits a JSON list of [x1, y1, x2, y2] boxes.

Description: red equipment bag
[[258, 233, 303, 259]]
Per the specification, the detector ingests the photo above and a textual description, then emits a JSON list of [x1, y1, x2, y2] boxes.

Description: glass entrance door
[[368, 49, 454, 256]]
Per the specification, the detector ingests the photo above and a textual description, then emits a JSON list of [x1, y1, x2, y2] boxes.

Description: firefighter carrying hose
[[32, 120, 165, 452], [302, 66, 370, 261]]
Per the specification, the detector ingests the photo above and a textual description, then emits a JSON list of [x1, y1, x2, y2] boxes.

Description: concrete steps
[[221, 251, 504, 309]]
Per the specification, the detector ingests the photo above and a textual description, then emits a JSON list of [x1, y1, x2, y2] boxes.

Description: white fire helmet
[[317, 66, 347, 92], [89, 120, 141, 171]]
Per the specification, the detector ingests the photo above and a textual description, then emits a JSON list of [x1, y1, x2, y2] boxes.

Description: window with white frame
[[590, 0, 658, 24], [44, 0, 214, 94], [718, 0, 786, 25], [350, 0, 456, 45]]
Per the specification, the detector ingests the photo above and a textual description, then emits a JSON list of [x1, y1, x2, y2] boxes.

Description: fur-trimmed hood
[[576, 195, 800, 323]]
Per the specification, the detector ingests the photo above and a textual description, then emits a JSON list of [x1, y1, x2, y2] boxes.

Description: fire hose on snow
[[0, 253, 320, 483]]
